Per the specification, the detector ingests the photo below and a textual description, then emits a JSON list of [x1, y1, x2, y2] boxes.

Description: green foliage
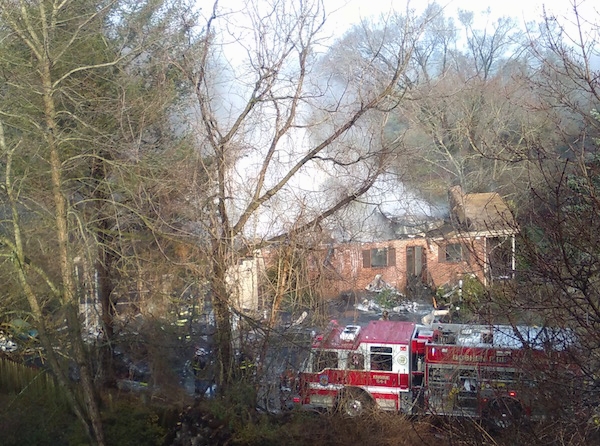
[[101, 400, 167, 446], [0, 359, 168, 445], [229, 414, 284, 446], [592, 109, 600, 147], [0, 386, 75, 446], [373, 288, 399, 309], [190, 400, 436, 446], [562, 109, 600, 217], [435, 275, 485, 306], [460, 275, 486, 304], [207, 381, 258, 427]]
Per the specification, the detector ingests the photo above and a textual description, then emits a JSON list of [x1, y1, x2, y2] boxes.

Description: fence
[[0, 356, 68, 406]]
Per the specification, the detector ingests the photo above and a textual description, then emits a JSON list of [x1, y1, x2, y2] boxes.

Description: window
[[363, 247, 396, 268], [442, 243, 468, 262], [370, 346, 392, 371], [312, 351, 338, 372], [347, 353, 364, 370]]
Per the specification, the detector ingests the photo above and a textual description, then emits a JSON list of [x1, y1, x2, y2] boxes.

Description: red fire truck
[[297, 320, 576, 426]]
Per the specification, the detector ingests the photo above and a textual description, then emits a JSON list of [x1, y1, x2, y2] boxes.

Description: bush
[[101, 400, 167, 446], [0, 392, 75, 446]]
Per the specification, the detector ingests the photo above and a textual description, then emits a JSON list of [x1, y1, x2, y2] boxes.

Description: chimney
[[448, 185, 465, 226]]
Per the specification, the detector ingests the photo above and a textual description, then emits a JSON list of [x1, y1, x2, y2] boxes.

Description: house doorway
[[406, 246, 429, 299]]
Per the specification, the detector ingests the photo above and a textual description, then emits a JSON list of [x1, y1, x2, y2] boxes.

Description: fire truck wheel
[[485, 397, 523, 430], [337, 389, 374, 417]]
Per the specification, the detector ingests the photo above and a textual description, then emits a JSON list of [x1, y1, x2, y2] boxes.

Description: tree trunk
[[41, 59, 106, 446], [211, 240, 234, 387]]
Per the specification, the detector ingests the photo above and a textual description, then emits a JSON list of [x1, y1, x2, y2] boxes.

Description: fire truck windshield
[[312, 350, 338, 372]]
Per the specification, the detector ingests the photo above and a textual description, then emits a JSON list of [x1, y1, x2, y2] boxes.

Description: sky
[[325, 0, 598, 36], [211, 1, 598, 63]]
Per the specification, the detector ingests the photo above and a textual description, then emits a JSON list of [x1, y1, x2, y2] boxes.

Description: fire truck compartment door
[[394, 345, 409, 374]]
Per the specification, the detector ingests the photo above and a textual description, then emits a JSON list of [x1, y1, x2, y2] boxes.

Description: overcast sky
[[325, 0, 597, 34]]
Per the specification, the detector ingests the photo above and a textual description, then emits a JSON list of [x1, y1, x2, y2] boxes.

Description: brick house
[[315, 186, 517, 299]]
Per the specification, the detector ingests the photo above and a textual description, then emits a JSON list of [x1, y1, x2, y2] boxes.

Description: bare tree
[[412, 2, 458, 83], [392, 6, 545, 203], [457, 9, 524, 81], [170, 0, 435, 387]]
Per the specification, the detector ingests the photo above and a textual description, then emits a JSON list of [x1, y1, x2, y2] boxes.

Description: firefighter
[[238, 352, 255, 379], [279, 368, 297, 410], [193, 347, 212, 396], [280, 368, 296, 391], [193, 347, 208, 372]]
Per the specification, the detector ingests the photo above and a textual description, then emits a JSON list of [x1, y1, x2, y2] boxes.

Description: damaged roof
[[448, 186, 516, 233]]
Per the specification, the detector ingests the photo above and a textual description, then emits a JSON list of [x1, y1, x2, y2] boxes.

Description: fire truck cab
[[300, 320, 419, 415]]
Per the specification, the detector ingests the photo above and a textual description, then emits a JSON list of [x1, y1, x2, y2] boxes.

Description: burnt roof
[[448, 186, 516, 233]]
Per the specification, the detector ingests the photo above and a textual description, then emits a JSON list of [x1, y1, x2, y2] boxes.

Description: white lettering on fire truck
[[372, 375, 390, 383]]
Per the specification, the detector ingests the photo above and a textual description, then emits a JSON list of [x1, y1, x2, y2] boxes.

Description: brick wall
[[317, 237, 486, 299]]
